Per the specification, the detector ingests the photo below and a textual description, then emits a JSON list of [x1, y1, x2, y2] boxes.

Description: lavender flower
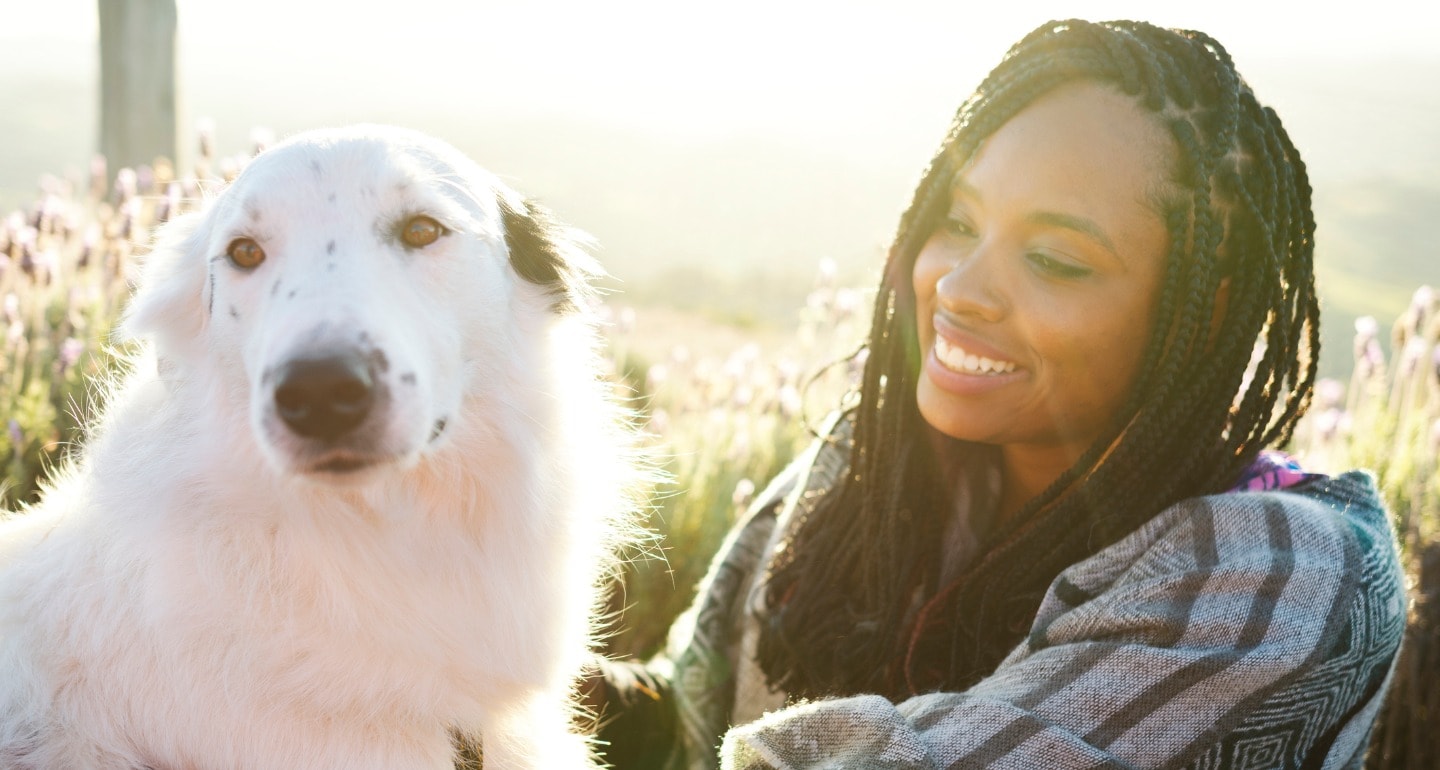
[[197, 117, 216, 161], [1354, 316, 1379, 362], [88, 154, 108, 200], [58, 338, 84, 374], [7, 419, 21, 451], [732, 478, 756, 509], [114, 168, 137, 204], [136, 165, 155, 196], [1409, 285, 1435, 336], [1315, 378, 1346, 411]]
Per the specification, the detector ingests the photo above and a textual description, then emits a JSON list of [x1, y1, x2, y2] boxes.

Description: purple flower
[[1410, 285, 1435, 332], [1402, 337, 1428, 379], [114, 168, 137, 204], [77, 225, 98, 269], [1315, 378, 1345, 411], [7, 419, 22, 450], [732, 478, 756, 509], [1315, 408, 1343, 444], [1354, 316, 1379, 362], [197, 117, 216, 160], [136, 165, 155, 196], [88, 155, 107, 200], [58, 337, 84, 372]]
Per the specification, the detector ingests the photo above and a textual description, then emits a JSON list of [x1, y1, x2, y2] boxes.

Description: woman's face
[[913, 81, 1174, 467]]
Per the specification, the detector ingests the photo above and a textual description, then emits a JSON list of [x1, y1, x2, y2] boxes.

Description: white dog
[[0, 125, 644, 769]]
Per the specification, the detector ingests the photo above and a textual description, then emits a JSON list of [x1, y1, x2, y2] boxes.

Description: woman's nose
[[934, 246, 1006, 322]]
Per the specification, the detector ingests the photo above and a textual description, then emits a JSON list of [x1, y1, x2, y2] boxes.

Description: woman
[[592, 19, 1406, 770]]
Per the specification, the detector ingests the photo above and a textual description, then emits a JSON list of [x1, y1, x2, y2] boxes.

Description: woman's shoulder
[[1054, 468, 1403, 622], [1097, 468, 1386, 559]]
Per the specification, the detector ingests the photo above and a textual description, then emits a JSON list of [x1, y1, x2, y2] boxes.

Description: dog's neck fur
[[13, 316, 629, 767]]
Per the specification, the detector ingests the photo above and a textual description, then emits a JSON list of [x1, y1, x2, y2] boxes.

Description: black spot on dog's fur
[[271, 279, 281, 297], [327, 240, 336, 255], [498, 196, 593, 314], [229, 305, 239, 320], [288, 290, 297, 300], [368, 348, 389, 374], [429, 418, 447, 442], [400, 372, 417, 385]]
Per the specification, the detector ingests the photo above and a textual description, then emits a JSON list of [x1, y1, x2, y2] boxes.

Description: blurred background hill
[[2, 0, 1438, 378]]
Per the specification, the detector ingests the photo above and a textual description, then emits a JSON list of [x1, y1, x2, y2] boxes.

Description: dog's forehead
[[223, 130, 500, 225]]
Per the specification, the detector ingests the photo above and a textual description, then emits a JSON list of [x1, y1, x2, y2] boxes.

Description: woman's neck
[[998, 442, 1085, 521]]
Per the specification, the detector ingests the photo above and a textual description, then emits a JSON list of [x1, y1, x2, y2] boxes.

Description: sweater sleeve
[[720, 474, 1407, 770]]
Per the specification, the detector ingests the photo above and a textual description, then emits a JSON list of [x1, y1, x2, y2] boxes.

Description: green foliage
[[0, 175, 160, 508], [598, 278, 869, 657]]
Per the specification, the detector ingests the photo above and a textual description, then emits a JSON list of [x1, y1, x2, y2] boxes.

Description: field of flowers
[[1, 140, 1435, 767]]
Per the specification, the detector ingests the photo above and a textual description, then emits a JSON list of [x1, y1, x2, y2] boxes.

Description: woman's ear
[[118, 210, 212, 357]]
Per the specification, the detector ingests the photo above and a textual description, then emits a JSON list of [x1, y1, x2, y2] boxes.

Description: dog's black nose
[[273, 355, 374, 440]]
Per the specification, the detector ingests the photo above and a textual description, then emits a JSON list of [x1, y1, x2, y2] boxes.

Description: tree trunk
[[97, 0, 178, 178]]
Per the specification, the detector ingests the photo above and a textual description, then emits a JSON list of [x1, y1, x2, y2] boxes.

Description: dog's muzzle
[[272, 354, 375, 442]]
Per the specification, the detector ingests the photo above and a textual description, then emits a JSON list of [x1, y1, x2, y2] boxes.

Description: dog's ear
[[118, 210, 212, 352], [497, 193, 601, 314]]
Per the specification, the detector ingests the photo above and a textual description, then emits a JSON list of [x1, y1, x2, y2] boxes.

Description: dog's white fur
[[0, 126, 643, 769]]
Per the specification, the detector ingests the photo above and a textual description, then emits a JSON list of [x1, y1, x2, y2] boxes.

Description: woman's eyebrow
[[951, 176, 1124, 265], [1028, 211, 1121, 262]]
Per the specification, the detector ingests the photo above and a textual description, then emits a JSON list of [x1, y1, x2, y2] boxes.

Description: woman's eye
[[226, 237, 266, 269], [1027, 252, 1092, 280], [941, 216, 977, 238], [400, 215, 447, 248]]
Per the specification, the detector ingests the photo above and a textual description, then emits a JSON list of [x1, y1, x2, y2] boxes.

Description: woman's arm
[[720, 474, 1406, 770]]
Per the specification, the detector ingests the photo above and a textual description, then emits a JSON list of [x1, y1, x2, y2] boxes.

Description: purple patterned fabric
[[1230, 449, 1324, 493]]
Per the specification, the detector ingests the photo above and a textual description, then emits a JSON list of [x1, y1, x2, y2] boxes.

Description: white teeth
[[936, 338, 1016, 375]]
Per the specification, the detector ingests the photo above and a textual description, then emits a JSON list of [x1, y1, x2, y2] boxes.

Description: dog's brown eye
[[227, 238, 266, 269], [400, 216, 445, 248]]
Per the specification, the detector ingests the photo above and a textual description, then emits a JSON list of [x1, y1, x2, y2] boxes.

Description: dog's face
[[125, 126, 594, 484]]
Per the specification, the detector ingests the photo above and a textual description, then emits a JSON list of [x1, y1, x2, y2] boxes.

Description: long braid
[[758, 19, 1321, 699]]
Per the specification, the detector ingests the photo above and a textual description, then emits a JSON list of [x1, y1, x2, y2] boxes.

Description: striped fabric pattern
[[717, 476, 1404, 769], [638, 422, 1406, 770]]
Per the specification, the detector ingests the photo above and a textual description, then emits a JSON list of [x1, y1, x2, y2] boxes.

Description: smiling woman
[[913, 83, 1173, 517], [589, 18, 1406, 770]]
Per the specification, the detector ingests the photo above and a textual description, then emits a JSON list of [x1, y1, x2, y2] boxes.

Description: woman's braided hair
[[757, 19, 1319, 699]]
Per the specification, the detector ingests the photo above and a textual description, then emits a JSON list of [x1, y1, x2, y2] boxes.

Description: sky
[[7, 0, 1438, 152]]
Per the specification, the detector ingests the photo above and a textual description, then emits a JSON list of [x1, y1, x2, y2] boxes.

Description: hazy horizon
[[3, 1, 1438, 379]]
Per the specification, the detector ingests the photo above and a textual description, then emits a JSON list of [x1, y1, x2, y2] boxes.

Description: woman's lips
[[934, 336, 1017, 375], [930, 318, 1021, 376], [923, 320, 1026, 396]]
